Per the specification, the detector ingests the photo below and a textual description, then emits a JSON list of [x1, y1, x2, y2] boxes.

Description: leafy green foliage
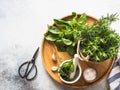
[[48, 25, 60, 34], [58, 60, 74, 80], [44, 33, 59, 41], [44, 12, 120, 62]]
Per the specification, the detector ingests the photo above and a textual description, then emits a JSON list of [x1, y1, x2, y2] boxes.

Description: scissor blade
[[32, 47, 39, 61]]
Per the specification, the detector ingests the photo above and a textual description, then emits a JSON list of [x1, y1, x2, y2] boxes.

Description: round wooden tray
[[41, 14, 115, 88]]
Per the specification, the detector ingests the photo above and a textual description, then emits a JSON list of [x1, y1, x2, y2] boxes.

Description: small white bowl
[[58, 59, 82, 84]]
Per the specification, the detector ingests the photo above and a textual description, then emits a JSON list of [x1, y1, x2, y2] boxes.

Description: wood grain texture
[[41, 14, 115, 88]]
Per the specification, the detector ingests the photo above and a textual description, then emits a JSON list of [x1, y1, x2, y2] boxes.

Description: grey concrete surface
[[0, 0, 120, 90]]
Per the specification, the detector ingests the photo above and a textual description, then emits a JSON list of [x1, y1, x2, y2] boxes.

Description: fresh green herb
[[58, 59, 74, 80], [58, 57, 63, 62], [44, 12, 120, 62]]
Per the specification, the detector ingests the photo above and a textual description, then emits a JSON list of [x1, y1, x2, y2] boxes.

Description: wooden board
[[41, 14, 115, 88]]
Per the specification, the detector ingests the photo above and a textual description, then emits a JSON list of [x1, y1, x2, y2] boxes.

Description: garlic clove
[[52, 53, 56, 61], [51, 66, 58, 71], [86, 55, 90, 60]]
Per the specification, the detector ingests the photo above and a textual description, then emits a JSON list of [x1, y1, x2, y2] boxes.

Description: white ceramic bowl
[[58, 59, 82, 84]]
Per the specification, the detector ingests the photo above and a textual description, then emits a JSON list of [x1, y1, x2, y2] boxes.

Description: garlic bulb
[[83, 68, 97, 82], [51, 66, 58, 71]]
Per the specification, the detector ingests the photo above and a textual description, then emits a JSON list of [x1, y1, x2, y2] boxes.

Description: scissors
[[18, 47, 39, 81]]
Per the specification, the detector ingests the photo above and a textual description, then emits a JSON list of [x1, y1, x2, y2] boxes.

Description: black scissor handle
[[18, 61, 37, 81]]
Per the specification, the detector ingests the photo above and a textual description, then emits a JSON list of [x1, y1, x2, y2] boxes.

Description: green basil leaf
[[48, 25, 60, 34], [66, 46, 76, 56], [54, 19, 71, 27], [62, 38, 72, 45], [45, 34, 58, 41], [55, 40, 66, 51]]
